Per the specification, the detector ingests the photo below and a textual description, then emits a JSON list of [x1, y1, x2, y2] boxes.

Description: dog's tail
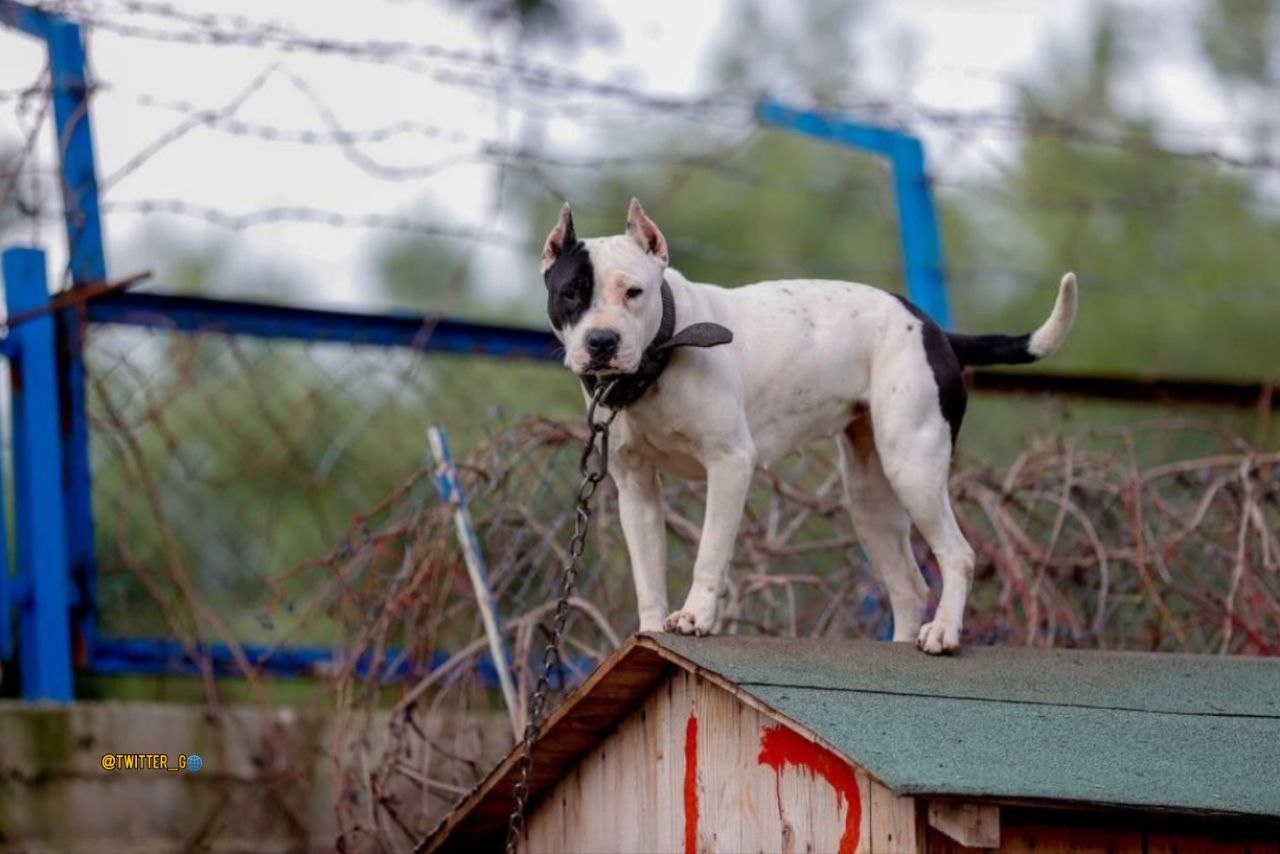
[[946, 272, 1077, 367]]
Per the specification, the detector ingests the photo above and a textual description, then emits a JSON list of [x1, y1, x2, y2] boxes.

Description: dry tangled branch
[[315, 417, 1277, 848]]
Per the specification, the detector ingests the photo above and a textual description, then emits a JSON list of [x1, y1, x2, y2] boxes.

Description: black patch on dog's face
[[893, 295, 967, 445], [544, 239, 594, 332]]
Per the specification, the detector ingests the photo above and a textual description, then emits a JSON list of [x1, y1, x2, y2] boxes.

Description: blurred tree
[[516, 0, 912, 297], [359, 198, 549, 321], [959, 5, 1280, 378], [371, 225, 516, 320], [444, 0, 614, 46], [1197, 0, 1277, 88], [714, 0, 872, 107], [0, 142, 41, 244]]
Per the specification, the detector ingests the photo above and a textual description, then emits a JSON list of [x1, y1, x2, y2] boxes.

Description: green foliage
[[955, 8, 1280, 379], [1197, 0, 1277, 87]]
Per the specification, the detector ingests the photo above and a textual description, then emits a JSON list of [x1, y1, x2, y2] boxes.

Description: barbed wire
[[100, 198, 529, 244], [16, 2, 1280, 172], [49, 0, 751, 118]]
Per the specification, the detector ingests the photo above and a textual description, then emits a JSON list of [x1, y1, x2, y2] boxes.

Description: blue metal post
[[888, 136, 950, 327], [0, 424, 10, 662], [757, 99, 953, 329], [47, 14, 104, 671], [45, 17, 107, 283], [4, 247, 74, 701]]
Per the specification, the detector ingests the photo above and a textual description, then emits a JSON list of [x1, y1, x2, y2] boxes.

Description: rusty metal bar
[[969, 369, 1277, 409]]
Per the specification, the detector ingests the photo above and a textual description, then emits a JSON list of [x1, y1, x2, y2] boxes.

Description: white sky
[[0, 0, 1257, 313]]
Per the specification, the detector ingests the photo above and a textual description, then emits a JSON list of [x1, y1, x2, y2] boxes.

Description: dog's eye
[[626, 287, 643, 300]]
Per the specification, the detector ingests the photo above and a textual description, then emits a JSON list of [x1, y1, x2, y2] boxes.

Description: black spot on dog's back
[[544, 239, 594, 330], [893, 295, 966, 445]]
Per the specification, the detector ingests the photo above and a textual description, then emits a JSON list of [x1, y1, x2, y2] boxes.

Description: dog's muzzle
[[580, 278, 734, 409], [584, 328, 620, 371]]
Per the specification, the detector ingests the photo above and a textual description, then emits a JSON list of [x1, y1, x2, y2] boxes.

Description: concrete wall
[[0, 700, 508, 853]]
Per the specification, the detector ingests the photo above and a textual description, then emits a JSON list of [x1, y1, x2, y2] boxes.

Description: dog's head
[[540, 198, 668, 377]]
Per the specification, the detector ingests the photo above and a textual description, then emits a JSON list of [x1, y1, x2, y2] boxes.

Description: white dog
[[541, 199, 1076, 653]]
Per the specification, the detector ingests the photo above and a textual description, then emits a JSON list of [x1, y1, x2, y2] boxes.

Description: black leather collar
[[580, 278, 733, 409]]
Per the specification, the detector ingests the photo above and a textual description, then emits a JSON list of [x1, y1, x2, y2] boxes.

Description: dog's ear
[[540, 202, 576, 274], [626, 198, 668, 265]]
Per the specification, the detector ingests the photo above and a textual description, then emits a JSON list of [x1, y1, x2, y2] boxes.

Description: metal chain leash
[[502, 382, 618, 854]]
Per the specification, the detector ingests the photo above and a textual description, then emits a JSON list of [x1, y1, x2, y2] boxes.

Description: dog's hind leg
[[898, 491, 973, 654], [837, 414, 929, 642], [869, 387, 975, 654]]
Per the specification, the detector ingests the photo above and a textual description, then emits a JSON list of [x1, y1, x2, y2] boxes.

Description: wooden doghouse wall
[[522, 668, 919, 854]]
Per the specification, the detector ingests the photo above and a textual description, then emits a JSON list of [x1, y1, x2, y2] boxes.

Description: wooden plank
[[698, 677, 752, 853], [1145, 831, 1280, 854], [609, 694, 648, 852], [741, 708, 780, 853], [580, 732, 612, 848], [927, 800, 998, 849], [869, 778, 918, 852], [558, 764, 585, 854], [633, 691, 668, 854], [670, 667, 696, 853], [650, 674, 678, 852], [854, 769, 873, 854], [522, 775, 563, 853], [997, 822, 1144, 853]]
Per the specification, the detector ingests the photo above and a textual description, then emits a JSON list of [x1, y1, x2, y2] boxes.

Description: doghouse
[[424, 635, 1280, 852]]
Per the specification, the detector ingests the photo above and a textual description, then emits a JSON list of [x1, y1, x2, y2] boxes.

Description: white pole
[[427, 426, 520, 739]]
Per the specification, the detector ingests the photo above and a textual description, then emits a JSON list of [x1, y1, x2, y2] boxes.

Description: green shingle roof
[[653, 634, 1280, 818], [426, 635, 1280, 849]]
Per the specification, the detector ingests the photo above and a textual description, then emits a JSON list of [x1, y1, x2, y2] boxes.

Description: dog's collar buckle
[[582, 278, 733, 409]]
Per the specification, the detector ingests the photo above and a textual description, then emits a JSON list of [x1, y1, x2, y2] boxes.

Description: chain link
[[501, 382, 618, 854]]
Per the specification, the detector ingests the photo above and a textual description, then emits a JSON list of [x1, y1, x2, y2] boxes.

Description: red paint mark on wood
[[683, 713, 699, 854], [758, 724, 861, 854]]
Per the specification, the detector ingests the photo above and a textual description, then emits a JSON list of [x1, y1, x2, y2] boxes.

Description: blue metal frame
[[757, 99, 953, 329], [1, 0, 104, 688], [91, 637, 587, 689], [46, 6, 105, 681], [0, 437, 9, 661], [88, 291, 561, 360], [0, 336, 10, 664], [92, 637, 501, 684], [3, 248, 74, 700]]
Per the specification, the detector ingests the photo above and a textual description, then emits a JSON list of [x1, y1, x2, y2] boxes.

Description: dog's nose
[[585, 329, 620, 360]]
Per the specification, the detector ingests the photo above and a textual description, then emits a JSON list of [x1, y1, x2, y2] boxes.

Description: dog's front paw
[[917, 620, 961, 655], [663, 608, 713, 636], [639, 612, 665, 634]]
